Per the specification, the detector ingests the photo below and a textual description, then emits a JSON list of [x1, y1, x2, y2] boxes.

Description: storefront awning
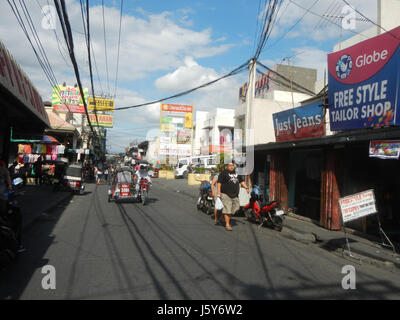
[[0, 39, 50, 129], [253, 127, 400, 152]]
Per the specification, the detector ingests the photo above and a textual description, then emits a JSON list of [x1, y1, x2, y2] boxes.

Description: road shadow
[[0, 194, 73, 299]]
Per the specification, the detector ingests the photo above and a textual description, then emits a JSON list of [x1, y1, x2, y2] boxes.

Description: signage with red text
[[339, 190, 377, 223]]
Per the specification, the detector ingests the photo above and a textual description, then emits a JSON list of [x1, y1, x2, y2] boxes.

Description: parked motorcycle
[[0, 178, 23, 269], [197, 181, 214, 215], [244, 185, 285, 231]]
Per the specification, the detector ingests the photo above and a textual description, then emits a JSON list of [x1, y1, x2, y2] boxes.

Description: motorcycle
[[196, 181, 214, 215], [0, 178, 23, 269], [138, 178, 151, 206], [244, 185, 285, 232]]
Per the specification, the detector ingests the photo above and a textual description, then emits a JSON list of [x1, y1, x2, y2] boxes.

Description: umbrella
[[41, 135, 59, 144]]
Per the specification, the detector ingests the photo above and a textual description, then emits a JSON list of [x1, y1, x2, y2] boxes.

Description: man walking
[[217, 161, 249, 231]]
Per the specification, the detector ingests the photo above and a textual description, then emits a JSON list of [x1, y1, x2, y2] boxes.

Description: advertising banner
[[88, 97, 114, 112], [52, 85, 88, 113], [86, 114, 114, 128], [160, 103, 193, 157], [369, 140, 400, 159], [272, 101, 325, 142], [339, 189, 377, 223], [328, 26, 400, 131]]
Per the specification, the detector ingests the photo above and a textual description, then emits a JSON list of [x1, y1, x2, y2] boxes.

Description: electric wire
[[101, 0, 110, 96], [341, 0, 400, 41], [114, 61, 249, 111], [113, 0, 124, 98]]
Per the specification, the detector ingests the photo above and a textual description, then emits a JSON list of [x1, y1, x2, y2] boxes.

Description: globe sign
[[336, 54, 353, 79]]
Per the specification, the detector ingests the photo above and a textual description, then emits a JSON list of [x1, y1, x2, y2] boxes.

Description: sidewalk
[[155, 178, 400, 269], [16, 185, 73, 231]]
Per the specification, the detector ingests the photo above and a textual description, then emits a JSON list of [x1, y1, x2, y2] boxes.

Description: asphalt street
[[1, 180, 400, 300]]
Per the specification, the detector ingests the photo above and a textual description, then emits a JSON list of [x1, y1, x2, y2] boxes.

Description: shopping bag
[[215, 196, 224, 210], [239, 187, 250, 206]]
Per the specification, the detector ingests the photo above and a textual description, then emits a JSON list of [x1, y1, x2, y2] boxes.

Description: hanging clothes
[[18, 144, 24, 154], [24, 145, 32, 154], [41, 144, 47, 154]]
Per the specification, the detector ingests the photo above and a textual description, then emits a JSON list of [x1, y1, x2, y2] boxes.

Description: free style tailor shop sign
[[273, 101, 325, 142], [328, 26, 400, 131]]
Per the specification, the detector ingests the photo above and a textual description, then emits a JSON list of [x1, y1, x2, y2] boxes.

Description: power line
[[53, 0, 96, 138], [101, 0, 110, 96], [266, 0, 320, 49], [113, 0, 123, 98], [83, 0, 100, 128], [256, 60, 316, 96], [341, 0, 400, 41], [114, 60, 249, 111]]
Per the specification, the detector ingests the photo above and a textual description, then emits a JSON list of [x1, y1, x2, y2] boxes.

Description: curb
[[284, 217, 400, 269], [22, 192, 73, 232]]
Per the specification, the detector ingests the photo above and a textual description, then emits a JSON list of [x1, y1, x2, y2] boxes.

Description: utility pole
[[245, 59, 256, 148]]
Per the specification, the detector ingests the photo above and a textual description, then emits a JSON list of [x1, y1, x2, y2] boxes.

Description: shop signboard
[[272, 101, 325, 142], [52, 85, 89, 113], [369, 140, 400, 159], [339, 189, 377, 223], [0, 39, 49, 126], [328, 26, 400, 131], [86, 114, 114, 128], [88, 97, 114, 112]]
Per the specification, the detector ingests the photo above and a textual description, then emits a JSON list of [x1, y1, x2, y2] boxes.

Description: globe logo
[[336, 54, 353, 79]]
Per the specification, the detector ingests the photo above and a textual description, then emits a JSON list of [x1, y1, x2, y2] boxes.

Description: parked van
[[174, 155, 217, 178]]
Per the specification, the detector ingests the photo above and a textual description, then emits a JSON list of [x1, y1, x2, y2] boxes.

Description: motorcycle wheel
[[272, 216, 283, 232], [142, 190, 147, 206], [206, 202, 213, 215]]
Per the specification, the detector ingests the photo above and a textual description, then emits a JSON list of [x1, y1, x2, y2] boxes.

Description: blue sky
[[0, 0, 378, 152]]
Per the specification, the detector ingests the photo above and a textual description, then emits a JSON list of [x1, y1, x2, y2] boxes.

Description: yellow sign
[[184, 112, 193, 128], [86, 114, 114, 128], [88, 97, 114, 112]]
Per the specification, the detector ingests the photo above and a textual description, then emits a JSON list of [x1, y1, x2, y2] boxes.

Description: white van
[[174, 155, 217, 178]]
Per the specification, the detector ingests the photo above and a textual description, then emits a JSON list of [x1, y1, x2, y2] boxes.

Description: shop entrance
[[343, 144, 400, 243], [288, 149, 322, 221]]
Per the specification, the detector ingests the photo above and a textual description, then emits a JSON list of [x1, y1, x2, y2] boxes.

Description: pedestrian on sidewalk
[[217, 161, 249, 231]]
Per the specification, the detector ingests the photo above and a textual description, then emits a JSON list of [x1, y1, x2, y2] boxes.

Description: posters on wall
[[328, 26, 400, 131], [369, 140, 400, 159], [272, 101, 325, 142]]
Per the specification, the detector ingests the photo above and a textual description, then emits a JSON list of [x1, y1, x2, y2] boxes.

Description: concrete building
[[235, 63, 316, 147], [192, 108, 235, 157]]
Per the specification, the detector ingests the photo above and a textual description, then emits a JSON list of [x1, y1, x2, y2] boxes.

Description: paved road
[[1, 180, 400, 300]]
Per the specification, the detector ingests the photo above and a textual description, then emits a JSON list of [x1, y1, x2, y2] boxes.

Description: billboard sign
[[328, 26, 400, 131], [88, 97, 114, 112], [86, 114, 114, 128], [339, 189, 377, 223], [160, 103, 193, 158], [273, 101, 325, 142], [52, 85, 88, 113]]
